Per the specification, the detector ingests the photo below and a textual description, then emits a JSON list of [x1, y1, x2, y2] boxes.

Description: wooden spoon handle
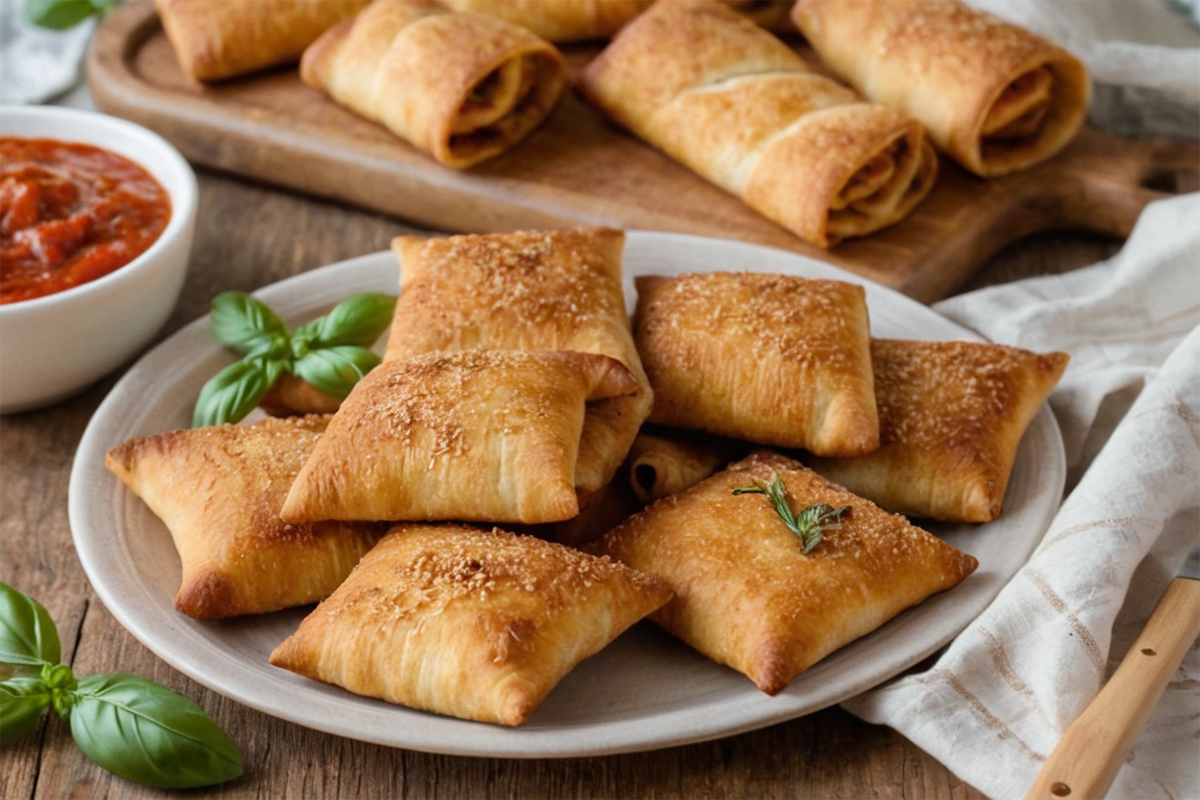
[[1025, 577, 1200, 800]]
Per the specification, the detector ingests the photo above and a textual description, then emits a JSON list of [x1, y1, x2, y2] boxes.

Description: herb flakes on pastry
[[280, 349, 640, 525], [104, 415, 386, 620], [807, 339, 1069, 522], [269, 523, 672, 726], [576, 0, 937, 247], [633, 271, 879, 456], [301, 0, 567, 168], [597, 451, 978, 694]]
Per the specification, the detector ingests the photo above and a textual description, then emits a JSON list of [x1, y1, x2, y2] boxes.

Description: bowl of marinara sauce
[[0, 106, 197, 413]]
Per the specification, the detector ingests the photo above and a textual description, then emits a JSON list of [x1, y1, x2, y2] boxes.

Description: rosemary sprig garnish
[[732, 472, 850, 554]]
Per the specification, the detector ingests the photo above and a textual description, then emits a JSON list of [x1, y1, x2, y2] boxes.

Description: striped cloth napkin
[[844, 192, 1200, 799]]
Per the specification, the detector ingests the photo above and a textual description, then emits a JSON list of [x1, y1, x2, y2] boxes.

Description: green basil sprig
[[193, 290, 396, 428], [24, 0, 121, 30], [0, 583, 243, 789]]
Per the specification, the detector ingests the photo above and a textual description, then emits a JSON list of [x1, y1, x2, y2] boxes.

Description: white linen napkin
[[843, 192, 1200, 798], [0, 0, 96, 105], [965, 0, 1200, 138]]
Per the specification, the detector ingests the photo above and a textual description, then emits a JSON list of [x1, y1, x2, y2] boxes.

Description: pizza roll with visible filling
[[634, 271, 878, 456], [576, 0, 937, 247], [793, 0, 1090, 177], [301, 0, 567, 168], [438, 0, 651, 42], [269, 523, 672, 725], [626, 429, 743, 503], [807, 339, 1069, 522], [281, 350, 639, 525], [597, 451, 978, 693], [155, 0, 369, 83], [104, 416, 386, 619], [387, 228, 652, 497]]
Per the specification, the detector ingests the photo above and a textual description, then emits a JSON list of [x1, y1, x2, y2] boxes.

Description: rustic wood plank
[[2, 167, 1120, 799], [85, 0, 1194, 303]]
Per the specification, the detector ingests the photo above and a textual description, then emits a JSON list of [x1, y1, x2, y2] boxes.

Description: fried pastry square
[[269, 523, 672, 726], [281, 349, 639, 525], [386, 228, 652, 497], [807, 339, 1069, 522], [633, 272, 878, 456], [104, 416, 386, 620], [597, 451, 978, 694]]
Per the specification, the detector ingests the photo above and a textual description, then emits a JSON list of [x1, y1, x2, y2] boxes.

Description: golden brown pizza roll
[[634, 272, 878, 456], [301, 0, 567, 169], [793, 0, 1091, 177], [626, 429, 742, 503], [104, 416, 386, 619], [597, 451, 978, 694], [807, 339, 1069, 522], [281, 350, 640, 525], [575, 0, 937, 247], [269, 523, 673, 725], [155, 0, 369, 83], [386, 228, 652, 497]]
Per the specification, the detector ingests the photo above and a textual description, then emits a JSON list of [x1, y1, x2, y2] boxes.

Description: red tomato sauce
[[1, 138, 171, 305]]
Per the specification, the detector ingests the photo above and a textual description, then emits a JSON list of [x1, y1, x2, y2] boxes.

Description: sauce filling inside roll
[[827, 137, 936, 242], [450, 54, 548, 157], [982, 67, 1053, 140]]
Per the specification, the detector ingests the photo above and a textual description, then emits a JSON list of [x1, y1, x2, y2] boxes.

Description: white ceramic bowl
[[0, 106, 197, 413]]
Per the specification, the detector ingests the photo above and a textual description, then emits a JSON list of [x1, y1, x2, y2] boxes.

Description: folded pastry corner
[[794, 0, 1091, 177], [105, 415, 386, 619], [155, 0, 370, 83], [807, 339, 1069, 522], [281, 349, 640, 525], [301, 0, 567, 168], [269, 523, 673, 725], [387, 227, 652, 495], [576, 0, 937, 247], [626, 428, 742, 503], [634, 271, 878, 455], [597, 451, 978, 694]]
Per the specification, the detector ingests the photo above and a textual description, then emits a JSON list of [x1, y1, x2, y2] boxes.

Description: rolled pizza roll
[[576, 0, 937, 247], [793, 0, 1091, 177], [626, 430, 740, 503], [301, 0, 568, 169], [155, 0, 369, 82], [438, 0, 652, 42]]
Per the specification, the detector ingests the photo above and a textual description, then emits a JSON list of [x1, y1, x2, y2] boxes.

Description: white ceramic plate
[[69, 232, 1065, 758]]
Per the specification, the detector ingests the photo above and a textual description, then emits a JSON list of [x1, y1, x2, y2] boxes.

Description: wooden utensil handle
[[1025, 577, 1200, 800]]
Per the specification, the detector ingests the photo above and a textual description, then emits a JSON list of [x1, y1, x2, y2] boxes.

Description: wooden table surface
[[0, 168, 1121, 800]]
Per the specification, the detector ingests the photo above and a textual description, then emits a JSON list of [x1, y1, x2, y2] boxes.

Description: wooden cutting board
[[87, 0, 1198, 302]]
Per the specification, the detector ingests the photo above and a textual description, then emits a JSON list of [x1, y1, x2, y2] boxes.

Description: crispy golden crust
[[281, 350, 639, 525], [104, 416, 385, 619], [155, 0, 369, 82], [439, 0, 651, 41], [626, 429, 742, 503], [807, 339, 1069, 522], [269, 523, 672, 725], [793, 0, 1090, 177], [633, 272, 878, 455], [387, 228, 652, 496], [576, 0, 936, 247], [597, 451, 978, 694], [300, 0, 567, 168]]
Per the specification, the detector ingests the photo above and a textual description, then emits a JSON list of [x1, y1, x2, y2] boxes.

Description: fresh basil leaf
[[192, 359, 273, 427], [209, 292, 289, 355], [293, 345, 379, 400], [1, 676, 51, 746], [70, 674, 242, 789], [0, 583, 61, 668], [301, 292, 396, 348], [24, 0, 96, 29]]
